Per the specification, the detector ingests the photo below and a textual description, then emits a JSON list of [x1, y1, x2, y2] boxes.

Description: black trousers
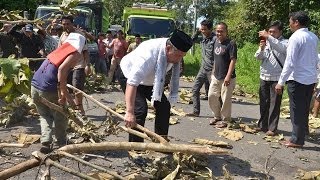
[[258, 80, 282, 132], [287, 80, 314, 145], [118, 69, 171, 142], [192, 68, 211, 114]]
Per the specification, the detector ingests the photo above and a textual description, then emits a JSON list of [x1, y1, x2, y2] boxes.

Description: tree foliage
[[223, 0, 320, 47]]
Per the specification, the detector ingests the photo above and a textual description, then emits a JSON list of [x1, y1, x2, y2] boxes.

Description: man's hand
[[258, 30, 269, 39], [58, 90, 75, 107], [259, 40, 266, 50], [124, 112, 136, 128], [275, 84, 283, 94], [224, 76, 231, 86]]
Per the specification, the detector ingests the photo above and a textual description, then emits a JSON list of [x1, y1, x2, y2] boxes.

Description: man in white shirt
[[119, 30, 193, 142], [255, 21, 288, 136], [275, 11, 319, 148]]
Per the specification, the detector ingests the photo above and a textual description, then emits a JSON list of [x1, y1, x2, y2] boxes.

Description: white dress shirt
[[278, 28, 319, 85], [120, 38, 172, 86]]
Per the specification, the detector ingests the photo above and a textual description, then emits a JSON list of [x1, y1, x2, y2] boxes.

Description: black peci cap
[[169, 29, 193, 52]]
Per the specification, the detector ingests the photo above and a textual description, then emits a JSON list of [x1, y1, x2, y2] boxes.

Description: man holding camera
[[254, 21, 288, 136]]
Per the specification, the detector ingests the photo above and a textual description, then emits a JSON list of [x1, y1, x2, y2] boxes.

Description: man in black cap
[[118, 29, 192, 142]]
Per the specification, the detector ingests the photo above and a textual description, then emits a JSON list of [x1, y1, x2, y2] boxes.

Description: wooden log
[[59, 141, 228, 155], [120, 126, 152, 141], [0, 159, 40, 179], [0, 143, 29, 148]]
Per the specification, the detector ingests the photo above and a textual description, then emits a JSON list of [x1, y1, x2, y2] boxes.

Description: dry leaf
[[146, 112, 156, 120], [193, 138, 230, 148], [163, 164, 180, 180], [115, 102, 126, 114], [169, 117, 179, 125], [179, 88, 192, 104], [170, 107, 186, 117], [218, 129, 243, 141], [11, 133, 41, 144], [222, 164, 233, 180], [263, 134, 284, 143], [309, 117, 320, 129], [296, 169, 320, 180], [239, 124, 257, 134]]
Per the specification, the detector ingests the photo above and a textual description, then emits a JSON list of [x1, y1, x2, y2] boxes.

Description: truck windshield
[[35, 8, 91, 30], [128, 17, 175, 38]]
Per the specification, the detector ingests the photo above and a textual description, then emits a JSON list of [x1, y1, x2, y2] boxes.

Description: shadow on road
[[208, 155, 273, 179]]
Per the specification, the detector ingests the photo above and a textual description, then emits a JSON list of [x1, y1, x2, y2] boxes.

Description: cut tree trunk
[[58, 141, 228, 155], [0, 159, 40, 179]]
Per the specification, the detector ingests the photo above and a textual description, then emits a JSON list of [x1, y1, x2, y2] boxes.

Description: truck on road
[[122, 3, 176, 40]]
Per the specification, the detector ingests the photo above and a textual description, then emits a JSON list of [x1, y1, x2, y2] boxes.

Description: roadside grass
[[236, 42, 260, 95], [183, 44, 201, 77]]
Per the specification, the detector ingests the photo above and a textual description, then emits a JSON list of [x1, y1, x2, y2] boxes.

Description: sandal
[[209, 118, 222, 125], [214, 121, 227, 128]]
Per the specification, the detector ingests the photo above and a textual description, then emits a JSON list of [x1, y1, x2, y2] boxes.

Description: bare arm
[[124, 84, 137, 128], [224, 58, 236, 86], [106, 39, 115, 49], [57, 51, 81, 105]]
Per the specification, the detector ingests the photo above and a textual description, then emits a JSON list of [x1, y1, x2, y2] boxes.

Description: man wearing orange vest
[[31, 33, 86, 153]]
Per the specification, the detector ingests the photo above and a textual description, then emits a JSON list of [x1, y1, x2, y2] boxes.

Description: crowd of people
[[0, 10, 318, 153], [186, 11, 319, 148]]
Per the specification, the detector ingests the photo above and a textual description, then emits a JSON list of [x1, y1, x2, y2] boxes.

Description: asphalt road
[[0, 79, 319, 179]]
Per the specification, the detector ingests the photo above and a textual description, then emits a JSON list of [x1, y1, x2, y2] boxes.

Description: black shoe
[[40, 142, 52, 154]]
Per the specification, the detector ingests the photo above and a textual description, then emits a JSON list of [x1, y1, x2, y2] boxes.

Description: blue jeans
[[31, 86, 68, 145], [95, 57, 108, 75]]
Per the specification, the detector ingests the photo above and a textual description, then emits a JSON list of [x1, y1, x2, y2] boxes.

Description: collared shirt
[[255, 36, 288, 81], [278, 28, 318, 85], [120, 38, 171, 86], [200, 33, 216, 71]]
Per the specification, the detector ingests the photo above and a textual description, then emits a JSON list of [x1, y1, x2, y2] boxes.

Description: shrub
[[236, 42, 260, 95]]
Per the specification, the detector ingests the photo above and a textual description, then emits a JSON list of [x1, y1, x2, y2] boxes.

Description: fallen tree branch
[[38, 97, 84, 127], [66, 84, 168, 144], [58, 151, 125, 180], [193, 138, 232, 148], [32, 151, 97, 180], [0, 159, 40, 179], [0, 143, 29, 148], [135, 125, 169, 144], [59, 141, 228, 155], [0, 20, 37, 24], [120, 126, 152, 141]]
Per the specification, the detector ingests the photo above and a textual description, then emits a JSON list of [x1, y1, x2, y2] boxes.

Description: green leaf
[[0, 81, 13, 95], [0, 59, 21, 80]]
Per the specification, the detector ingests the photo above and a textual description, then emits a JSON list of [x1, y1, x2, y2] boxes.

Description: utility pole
[[191, 0, 198, 55]]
